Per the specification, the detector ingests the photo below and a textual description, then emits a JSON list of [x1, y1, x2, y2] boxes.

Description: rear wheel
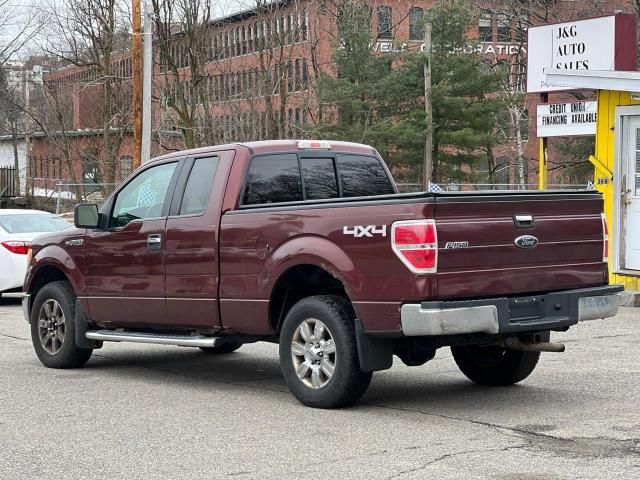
[[279, 295, 372, 409], [30, 281, 93, 369], [199, 340, 243, 355], [451, 344, 542, 386]]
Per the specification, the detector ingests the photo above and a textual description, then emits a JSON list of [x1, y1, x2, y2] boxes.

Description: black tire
[[30, 281, 93, 369], [451, 342, 543, 386], [199, 340, 243, 355], [279, 295, 372, 409]]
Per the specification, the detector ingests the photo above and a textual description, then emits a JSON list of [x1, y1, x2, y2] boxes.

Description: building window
[[520, 110, 529, 141], [409, 7, 424, 41], [302, 60, 309, 89], [119, 156, 133, 181], [287, 60, 294, 93], [497, 14, 510, 42], [295, 59, 301, 91], [377, 6, 392, 39], [302, 10, 308, 40], [479, 12, 492, 43]]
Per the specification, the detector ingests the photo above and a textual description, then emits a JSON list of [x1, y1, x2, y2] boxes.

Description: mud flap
[[74, 300, 102, 349], [355, 319, 393, 372]]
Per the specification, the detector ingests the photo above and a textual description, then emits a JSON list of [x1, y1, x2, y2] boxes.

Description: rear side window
[[179, 157, 219, 215], [337, 155, 394, 197], [301, 158, 338, 200], [243, 154, 302, 205]]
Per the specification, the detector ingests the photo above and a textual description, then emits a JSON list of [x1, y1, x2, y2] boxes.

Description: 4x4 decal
[[343, 225, 387, 238]]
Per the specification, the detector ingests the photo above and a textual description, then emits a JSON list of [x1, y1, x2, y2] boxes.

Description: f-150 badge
[[65, 239, 84, 247], [445, 241, 469, 249], [343, 225, 387, 238]]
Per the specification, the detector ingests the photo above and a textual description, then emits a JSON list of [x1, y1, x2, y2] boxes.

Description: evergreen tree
[[313, 0, 504, 185]]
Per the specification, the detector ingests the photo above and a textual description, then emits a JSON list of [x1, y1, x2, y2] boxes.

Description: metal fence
[[0, 166, 16, 197], [26, 181, 119, 214], [396, 183, 590, 193], [52, 182, 119, 214]]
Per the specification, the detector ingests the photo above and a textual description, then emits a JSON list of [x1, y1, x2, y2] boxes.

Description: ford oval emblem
[[514, 235, 539, 249]]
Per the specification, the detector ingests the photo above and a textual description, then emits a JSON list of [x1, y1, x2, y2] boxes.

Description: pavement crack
[[0, 332, 29, 341], [386, 445, 528, 479], [364, 402, 640, 459]]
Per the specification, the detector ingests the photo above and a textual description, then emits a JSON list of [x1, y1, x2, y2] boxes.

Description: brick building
[[25, 0, 640, 194]]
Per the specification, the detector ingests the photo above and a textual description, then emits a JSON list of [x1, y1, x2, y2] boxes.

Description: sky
[[1, 0, 262, 60]]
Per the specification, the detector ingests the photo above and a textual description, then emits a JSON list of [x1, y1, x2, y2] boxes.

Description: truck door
[[85, 160, 181, 326], [164, 151, 233, 329]]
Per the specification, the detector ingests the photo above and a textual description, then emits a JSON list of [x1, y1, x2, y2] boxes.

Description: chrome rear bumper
[[400, 285, 623, 337]]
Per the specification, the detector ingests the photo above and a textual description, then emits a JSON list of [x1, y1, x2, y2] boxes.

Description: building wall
[[31, 0, 640, 190], [0, 139, 27, 192]]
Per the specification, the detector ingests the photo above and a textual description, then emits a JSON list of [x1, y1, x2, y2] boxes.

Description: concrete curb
[[620, 290, 640, 307]]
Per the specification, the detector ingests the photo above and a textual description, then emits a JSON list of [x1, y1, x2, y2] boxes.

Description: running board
[[86, 330, 220, 348]]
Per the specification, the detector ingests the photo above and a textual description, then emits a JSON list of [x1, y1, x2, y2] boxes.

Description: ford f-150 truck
[[22, 140, 622, 408]]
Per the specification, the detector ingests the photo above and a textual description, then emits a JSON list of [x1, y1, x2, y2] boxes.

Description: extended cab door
[[163, 151, 234, 329], [84, 159, 182, 327]]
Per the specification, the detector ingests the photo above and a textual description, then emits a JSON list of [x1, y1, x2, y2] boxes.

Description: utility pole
[[132, 0, 143, 169], [423, 22, 433, 191], [142, 3, 153, 164]]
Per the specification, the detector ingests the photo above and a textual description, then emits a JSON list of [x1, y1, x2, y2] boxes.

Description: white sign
[[537, 101, 597, 137], [527, 16, 619, 93]]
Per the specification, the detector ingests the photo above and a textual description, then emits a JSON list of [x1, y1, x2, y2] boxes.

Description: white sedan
[[0, 209, 71, 294]]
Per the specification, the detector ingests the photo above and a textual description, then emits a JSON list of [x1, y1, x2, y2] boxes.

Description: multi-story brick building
[[24, 0, 640, 195]]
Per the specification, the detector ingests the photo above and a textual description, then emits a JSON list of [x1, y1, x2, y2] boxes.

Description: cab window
[[243, 154, 302, 205], [337, 155, 395, 197], [110, 162, 178, 227], [179, 157, 219, 215]]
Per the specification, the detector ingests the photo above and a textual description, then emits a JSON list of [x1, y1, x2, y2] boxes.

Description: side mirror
[[74, 204, 100, 229]]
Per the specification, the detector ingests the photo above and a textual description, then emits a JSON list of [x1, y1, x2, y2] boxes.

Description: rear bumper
[[400, 285, 623, 337]]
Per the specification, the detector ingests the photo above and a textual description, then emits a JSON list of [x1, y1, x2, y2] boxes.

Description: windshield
[[0, 214, 70, 234]]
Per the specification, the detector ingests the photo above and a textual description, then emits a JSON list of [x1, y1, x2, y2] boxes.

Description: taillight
[[391, 220, 438, 273], [601, 213, 609, 262], [1, 241, 31, 255]]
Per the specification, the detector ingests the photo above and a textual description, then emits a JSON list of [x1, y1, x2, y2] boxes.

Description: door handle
[[147, 234, 162, 251], [513, 214, 534, 229]]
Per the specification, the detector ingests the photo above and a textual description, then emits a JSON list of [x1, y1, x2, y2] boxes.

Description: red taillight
[[601, 213, 609, 262], [1, 241, 31, 255], [392, 220, 438, 273]]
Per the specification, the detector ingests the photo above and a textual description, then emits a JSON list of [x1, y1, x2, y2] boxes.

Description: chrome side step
[[86, 330, 220, 348]]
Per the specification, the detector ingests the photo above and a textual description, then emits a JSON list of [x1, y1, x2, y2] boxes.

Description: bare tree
[[151, 0, 216, 148], [476, 0, 610, 185], [0, 0, 40, 64], [39, 0, 133, 192]]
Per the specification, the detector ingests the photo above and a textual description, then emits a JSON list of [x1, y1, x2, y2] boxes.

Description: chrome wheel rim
[[291, 318, 336, 389], [38, 299, 65, 355]]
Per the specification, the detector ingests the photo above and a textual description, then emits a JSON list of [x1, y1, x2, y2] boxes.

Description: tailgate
[[434, 191, 607, 299]]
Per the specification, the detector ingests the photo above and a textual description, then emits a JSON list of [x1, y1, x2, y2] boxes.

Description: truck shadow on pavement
[[79, 345, 561, 410]]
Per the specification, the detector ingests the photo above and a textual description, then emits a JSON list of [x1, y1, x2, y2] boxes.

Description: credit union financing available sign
[[537, 101, 597, 137], [527, 14, 637, 93]]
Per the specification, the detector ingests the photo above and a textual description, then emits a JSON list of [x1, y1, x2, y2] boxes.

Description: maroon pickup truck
[[22, 140, 622, 408]]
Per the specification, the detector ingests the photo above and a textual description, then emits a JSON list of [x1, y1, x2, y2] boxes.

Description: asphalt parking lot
[[1, 296, 639, 480]]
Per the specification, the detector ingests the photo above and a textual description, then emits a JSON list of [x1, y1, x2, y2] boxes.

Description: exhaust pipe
[[503, 337, 565, 353]]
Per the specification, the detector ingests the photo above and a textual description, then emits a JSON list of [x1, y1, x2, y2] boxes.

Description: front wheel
[[279, 295, 372, 409], [451, 344, 542, 386], [30, 281, 93, 369]]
